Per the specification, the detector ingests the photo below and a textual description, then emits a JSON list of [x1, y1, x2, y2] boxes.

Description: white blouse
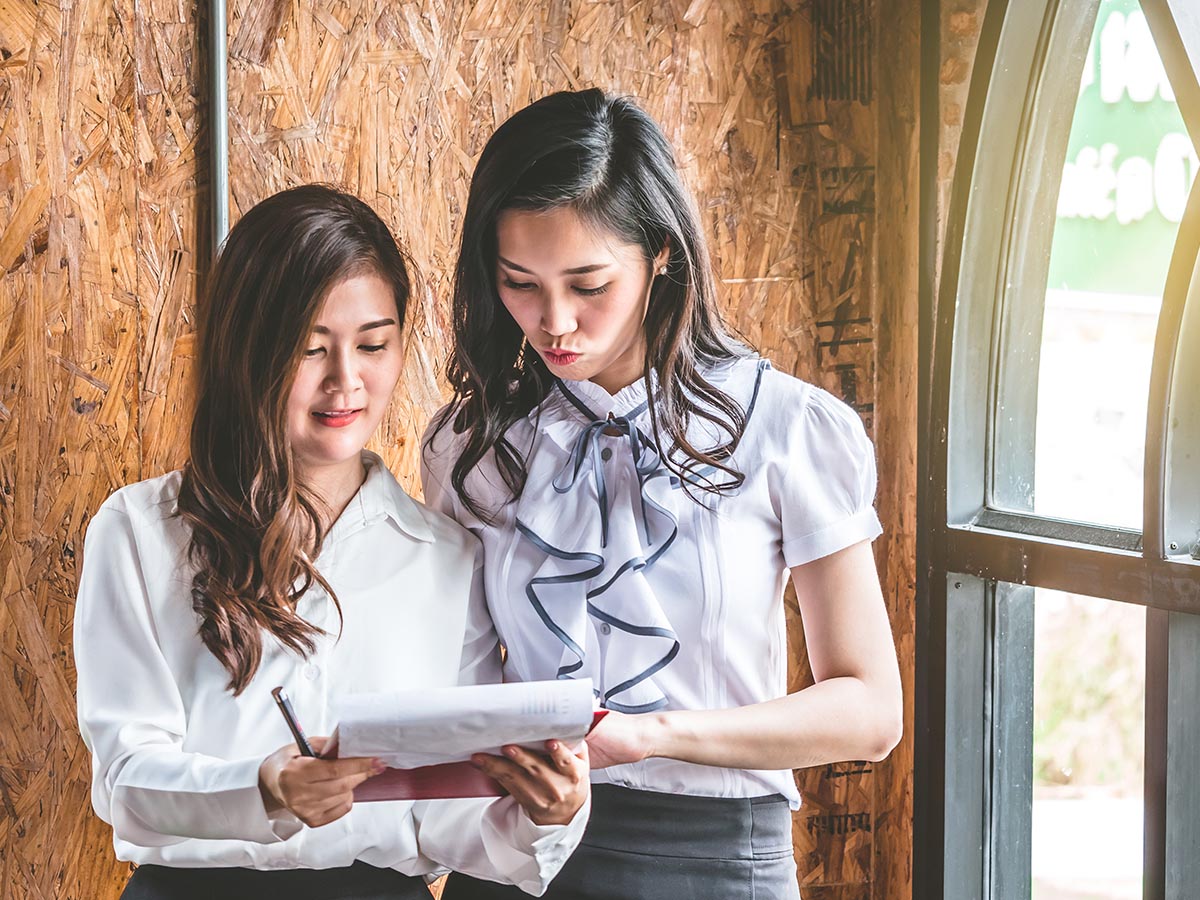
[[74, 451, 586, 894], [421, 357, 882, 809]]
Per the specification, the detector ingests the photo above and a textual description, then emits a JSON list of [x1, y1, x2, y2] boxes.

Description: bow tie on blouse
[[511, 381, 682, 713], [551, 390, 673, 550]]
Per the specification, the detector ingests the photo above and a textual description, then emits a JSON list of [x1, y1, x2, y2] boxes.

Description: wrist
[[258, 760, 283, 814], [642, 711, 673, 760]]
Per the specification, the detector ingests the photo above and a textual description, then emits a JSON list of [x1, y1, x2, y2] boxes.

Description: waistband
[[583, 784, 795, 860], [122, 861, 428, 900]]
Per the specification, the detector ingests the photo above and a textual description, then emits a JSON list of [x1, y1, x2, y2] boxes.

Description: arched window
[[919, 0, 1200, 897]]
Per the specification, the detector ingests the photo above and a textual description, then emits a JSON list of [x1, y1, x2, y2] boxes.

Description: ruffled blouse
[[422, 357, 882, 808]]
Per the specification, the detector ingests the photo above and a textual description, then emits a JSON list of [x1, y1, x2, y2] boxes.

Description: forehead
[[495, 207, 641, 269], [313, 274, 398, 325]]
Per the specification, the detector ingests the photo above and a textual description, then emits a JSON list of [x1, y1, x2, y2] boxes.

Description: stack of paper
[[324, 679, 601, 801]]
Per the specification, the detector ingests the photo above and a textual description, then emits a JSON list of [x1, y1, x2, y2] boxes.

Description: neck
[[589, 342, 647, 395], [298, 454, 368, 528]]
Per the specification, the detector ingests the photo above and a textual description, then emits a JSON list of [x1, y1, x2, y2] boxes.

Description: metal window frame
[[918, 0, 1200, 898]]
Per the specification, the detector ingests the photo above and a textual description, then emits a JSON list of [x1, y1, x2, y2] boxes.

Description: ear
[[652, 241, 671, 275]]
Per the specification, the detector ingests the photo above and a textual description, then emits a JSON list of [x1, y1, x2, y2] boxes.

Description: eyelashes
[[501, 278, 610, 297], [303, 344, 388, 358]]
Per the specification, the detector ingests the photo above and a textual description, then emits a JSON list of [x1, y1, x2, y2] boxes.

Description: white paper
[[333, 679, 595, 768]]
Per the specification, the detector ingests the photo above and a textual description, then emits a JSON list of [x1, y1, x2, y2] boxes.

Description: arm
[[76, 503, 380, 845], [587, 540, 903, 770], [74, 505, 303, 846]]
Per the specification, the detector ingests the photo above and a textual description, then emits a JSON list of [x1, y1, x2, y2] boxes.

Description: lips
[[312, 408, 362, 428], [542, 349, 581, 366]]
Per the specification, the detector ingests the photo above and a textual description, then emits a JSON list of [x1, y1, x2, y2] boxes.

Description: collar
[[165, 453, 435, 545], [347, 450, 435, 544], [548, 370, 659, 425]]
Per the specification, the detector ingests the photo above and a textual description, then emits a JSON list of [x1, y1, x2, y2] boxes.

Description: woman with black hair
[[74, 185, 590, 900], [422, 90, 903, 899]]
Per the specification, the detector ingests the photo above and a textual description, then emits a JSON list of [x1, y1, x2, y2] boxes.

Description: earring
[[658, 266, 667, 275]]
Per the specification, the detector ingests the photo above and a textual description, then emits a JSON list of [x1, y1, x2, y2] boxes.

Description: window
[[918, 0, 1200, 897]]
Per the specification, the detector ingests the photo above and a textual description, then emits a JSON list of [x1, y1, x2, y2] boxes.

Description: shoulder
[[419, 401, 530, 521], [719, 361, 874, 475], [420, 402, 468, 480], [368, 452, 481, 559], [411, 493, 480, 557], [93, 470, 184, 528], [703, 357, 817, 433], [750, 363, 866, 439], [751, 360, 816, 411], [82, 471, 190, 573]]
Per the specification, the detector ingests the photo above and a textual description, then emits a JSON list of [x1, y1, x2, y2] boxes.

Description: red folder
[[326, 710, 608, 801]]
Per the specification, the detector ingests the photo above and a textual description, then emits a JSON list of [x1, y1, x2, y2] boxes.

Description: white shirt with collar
[[74, 450, 587, 894], [421, 357, 882, 810]]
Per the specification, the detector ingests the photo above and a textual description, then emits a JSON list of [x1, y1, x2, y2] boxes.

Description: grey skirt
[[443, 783, 801, 900]]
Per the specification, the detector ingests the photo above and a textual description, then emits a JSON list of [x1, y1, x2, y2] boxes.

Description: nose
[[540, 290, 577, 338], [323, 346, 364, 397]]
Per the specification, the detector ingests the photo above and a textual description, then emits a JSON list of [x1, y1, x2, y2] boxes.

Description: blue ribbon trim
[[516, 363, 770, 712], [515, 381, 686, 712]]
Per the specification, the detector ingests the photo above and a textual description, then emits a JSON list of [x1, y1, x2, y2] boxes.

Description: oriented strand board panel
[[0, 0, 142, 896], [135, 0, 208, 479], [216, 0, 885, 491], [0, 0, 927, 897]]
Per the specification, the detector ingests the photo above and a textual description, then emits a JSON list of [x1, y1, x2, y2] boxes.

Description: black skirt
[[442, 784, 801, 900], [119, 861, 431, 900]]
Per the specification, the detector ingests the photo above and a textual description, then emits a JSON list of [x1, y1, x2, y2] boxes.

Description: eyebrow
[[311, 318, 396, 335], [498, 256, 612, 276]]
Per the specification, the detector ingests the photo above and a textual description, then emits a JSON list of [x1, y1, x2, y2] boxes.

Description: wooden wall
[[0, 0, 927, 896]]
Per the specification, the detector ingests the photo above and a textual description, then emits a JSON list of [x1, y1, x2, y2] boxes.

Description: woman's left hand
[[583, 711, 660, 769], [471, 739, 590, 826]]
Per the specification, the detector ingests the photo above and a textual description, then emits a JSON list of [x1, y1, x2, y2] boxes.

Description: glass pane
[[1031, 0, 1196, 530], [1032, 587, 1145, 900]]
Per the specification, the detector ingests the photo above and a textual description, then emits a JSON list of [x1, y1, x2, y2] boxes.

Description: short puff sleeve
[[768, 383, 883, 568]]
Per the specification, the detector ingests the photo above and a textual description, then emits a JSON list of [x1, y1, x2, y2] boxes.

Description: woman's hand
[[584, 711, 660, 769], [258, 736, 384, 828], [471, 739, 590, 826]]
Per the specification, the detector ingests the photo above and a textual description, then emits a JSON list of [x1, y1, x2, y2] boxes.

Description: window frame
[[917, 0, 1200, 897]]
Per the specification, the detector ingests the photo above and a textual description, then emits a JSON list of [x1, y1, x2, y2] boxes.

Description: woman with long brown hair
[[74, 185, 589, 900], [423, 90, 903, 898]]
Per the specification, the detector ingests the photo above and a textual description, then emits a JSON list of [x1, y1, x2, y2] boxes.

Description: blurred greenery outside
[[1026, 0, 1194, 896]]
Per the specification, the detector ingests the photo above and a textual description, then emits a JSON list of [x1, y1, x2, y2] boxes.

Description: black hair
[[433, 89, 753, 519]]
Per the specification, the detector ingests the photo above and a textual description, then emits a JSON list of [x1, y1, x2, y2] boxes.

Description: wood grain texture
[[0, 0, 142, 896], [0, 0, 936, 896], [873, 0, 920, 896]]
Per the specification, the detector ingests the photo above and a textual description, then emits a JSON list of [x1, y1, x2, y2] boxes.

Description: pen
[[271, 686, 316, 757]]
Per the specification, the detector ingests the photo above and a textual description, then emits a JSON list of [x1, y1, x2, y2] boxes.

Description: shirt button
[[303, 663, 321, 681], [600, 448, 613, 461], [599, 622, 612, 635]]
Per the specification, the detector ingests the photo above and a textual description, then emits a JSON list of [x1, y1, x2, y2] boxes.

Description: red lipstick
[[543, 349, 581, 367], [312, 409, 362, 428]]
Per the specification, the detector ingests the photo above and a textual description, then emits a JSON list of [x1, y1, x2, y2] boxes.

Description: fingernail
[[547, 740, 560, 751], [504, 746, 518, 757], [470, 755, 486, 767]]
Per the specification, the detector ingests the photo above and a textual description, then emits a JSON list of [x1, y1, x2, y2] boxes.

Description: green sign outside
[[1047, 0, 1197, 298]]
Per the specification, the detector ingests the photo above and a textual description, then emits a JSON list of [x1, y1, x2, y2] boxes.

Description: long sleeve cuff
[[493, 795, 592, 896], [110, 752, 302, 846]]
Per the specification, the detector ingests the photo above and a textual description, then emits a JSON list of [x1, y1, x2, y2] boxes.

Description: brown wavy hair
[[177, 185, 412, 695]]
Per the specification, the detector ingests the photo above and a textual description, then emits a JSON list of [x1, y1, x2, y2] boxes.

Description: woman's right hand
[[258, 736, 385, 828]]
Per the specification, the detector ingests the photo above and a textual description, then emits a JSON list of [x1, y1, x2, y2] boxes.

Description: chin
[[295, 436, 368, 471], [552, 359, 602, 381]]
